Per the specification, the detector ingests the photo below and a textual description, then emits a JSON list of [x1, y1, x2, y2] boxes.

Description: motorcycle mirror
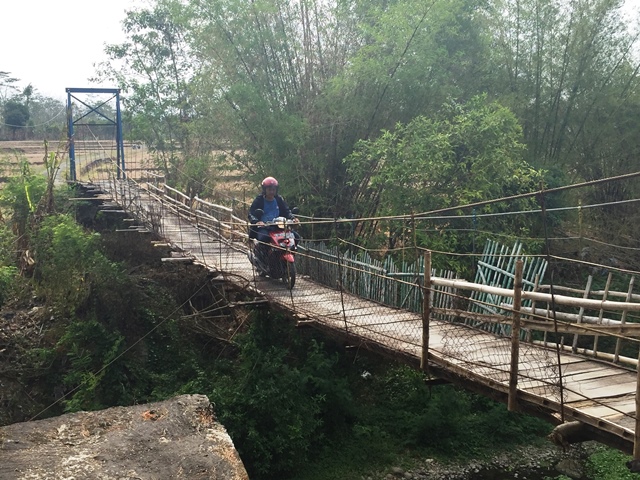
[[254, 209, 264, 218], [291, 207, 299, 215]]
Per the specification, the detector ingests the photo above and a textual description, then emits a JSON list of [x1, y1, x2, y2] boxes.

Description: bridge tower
[[66, 87, 125, 181]]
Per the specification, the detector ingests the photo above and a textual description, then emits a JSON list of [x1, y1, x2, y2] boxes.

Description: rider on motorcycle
[[248, 176, 299, 262]]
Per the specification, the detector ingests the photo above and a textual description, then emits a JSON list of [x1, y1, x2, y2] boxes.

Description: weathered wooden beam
[[635, 347, 640, 459], [227, 299, 269, 308], [508, 259, 523, 412], [421, 251, 431, 373], [68, 196, 112, 201], [423, 377, 450, 386], [161, 257, 194, 263]]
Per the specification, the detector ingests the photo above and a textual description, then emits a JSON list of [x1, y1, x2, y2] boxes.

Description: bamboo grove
[[94, 0, 640, 257]]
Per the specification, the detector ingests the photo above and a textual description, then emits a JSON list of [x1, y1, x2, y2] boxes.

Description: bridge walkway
[[85, 177, 640, 455]]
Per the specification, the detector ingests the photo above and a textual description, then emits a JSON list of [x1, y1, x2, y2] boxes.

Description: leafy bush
[[0, 222, 16, 264], [0, 265, 18, 307], [208, 316, 353, 479], [0, 160, 47, 236], [32, 214, 122, 313], [586, 447, 640, 480], [351, 364, 550, 457], [59, 316, 126, 412]]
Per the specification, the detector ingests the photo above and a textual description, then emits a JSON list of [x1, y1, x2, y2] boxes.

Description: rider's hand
[[292, 218, 300, 224]]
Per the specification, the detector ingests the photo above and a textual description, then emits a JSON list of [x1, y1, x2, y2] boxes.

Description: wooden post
[[421, 251, 432, 372], [635, 347, 640, 459], [615, 276, 635, 363], [593, 272, 613, 356], [525, 274, 539, 343], [509, 259, 524, 412], [572, 275, 593, 353]]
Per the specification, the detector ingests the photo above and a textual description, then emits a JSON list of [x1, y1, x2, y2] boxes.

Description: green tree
[[483, 0, 640, 249], [0, 70, 19, 104], [3, 98, 30, 139], [485, 0, 640, 170], [27, 94, 66, 140], [188, 0, 491, 215], [95, 0, 205, 195], [344, 95, 541, 247]]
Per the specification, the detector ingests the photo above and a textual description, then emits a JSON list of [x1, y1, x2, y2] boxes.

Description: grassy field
[[0, 140, 157, 185]]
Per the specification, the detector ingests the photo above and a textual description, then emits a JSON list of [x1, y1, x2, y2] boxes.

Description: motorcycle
[[248, 208, 299, 289]]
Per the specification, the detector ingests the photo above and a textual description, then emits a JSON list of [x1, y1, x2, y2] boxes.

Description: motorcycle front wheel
[[282, 261, 296, 290]]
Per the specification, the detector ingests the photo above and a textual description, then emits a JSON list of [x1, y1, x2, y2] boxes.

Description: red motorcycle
[[248, 210, 299, 289]]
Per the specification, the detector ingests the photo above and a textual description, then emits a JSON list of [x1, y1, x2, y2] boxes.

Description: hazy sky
[[1, 0, 638, 102], [1, 0, 140, 100]]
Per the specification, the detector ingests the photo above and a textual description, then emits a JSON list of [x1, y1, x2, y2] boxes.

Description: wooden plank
[[563, 367, 633, 383], [569, 396, 636, 418]]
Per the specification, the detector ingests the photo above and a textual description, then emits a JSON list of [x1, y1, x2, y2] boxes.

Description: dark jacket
[[248, 194, 294, 224]]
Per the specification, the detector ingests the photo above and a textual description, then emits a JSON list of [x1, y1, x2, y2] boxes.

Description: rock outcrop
[[0, 394, 248, 480]]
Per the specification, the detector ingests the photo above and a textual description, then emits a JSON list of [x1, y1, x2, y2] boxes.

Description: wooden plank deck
[[90, 179, 639, 452]]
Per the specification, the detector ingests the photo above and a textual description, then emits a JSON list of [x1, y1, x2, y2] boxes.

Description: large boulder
[[0, 394, 248, 480]]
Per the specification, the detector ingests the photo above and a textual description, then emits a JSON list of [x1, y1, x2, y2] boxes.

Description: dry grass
[[0, 141, 256, 209], [0, 140, 158, 184], [0, 140, 61, 166]]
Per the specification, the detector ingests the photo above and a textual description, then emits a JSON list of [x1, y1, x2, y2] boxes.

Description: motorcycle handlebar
[[260, 216, 297, 227]]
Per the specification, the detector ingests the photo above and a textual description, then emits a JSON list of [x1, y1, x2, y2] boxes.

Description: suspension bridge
[[63, 89, 640, 462]]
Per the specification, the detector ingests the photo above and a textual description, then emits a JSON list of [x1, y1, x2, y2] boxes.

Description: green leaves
[[345, 95, 540, 217], [32, 215, 117, 314], [2, 98, 29, 138], [209, 317, 350, 478], [0, 160, 47, 237], [0, 265, 17, 307]]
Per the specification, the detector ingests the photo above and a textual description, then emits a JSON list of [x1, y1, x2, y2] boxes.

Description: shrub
[[0, 265, 18, 307]]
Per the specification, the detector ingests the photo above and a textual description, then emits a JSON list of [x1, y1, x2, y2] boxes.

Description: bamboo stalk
[[615, 276, 635, 363], [433, 277, 640, 312], [509, 260, 524, 412], [572, 275, 593, 353], [593, 272, 613, 355], [530, 340, 638, 367], [507, 305, 622, 325]]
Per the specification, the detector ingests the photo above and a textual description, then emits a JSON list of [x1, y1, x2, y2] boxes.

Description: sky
[[1, 0, 141, 101], [1, 0, 638, 102]]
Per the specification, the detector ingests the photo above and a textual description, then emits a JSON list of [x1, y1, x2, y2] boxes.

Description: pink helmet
[[261, 176, 278, 193]]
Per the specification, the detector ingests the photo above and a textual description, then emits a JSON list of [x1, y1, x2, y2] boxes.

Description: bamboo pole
[[509, 260, 523, 412], [530, 341, 638, 367], [572, 275, 593, 353], [635, 348, 640, 459], [593, 272, 613, 356], [432, 277, 640, 312], [507, 305, 623, 325], [421, 251, 432, 372], [615, 276, 635, 363], [526, 274, 539, 343]]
